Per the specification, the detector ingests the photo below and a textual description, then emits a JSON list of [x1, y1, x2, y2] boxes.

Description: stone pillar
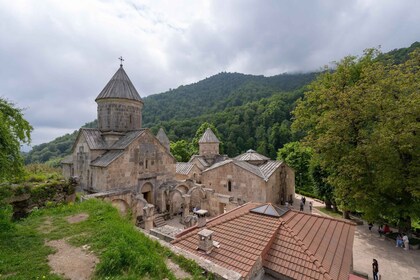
[[143, 204, 155, 232], [182, 194, 191, 218], [160, 191, 166, 213]]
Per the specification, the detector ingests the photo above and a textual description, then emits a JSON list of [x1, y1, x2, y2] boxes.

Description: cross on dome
[[118, 56, 124, 67]]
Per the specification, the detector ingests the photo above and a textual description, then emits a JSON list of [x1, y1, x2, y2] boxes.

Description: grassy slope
[[0, 199, 209, 280]]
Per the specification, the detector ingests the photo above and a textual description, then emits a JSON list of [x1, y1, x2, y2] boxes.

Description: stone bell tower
[[95, 60, 144, 140]]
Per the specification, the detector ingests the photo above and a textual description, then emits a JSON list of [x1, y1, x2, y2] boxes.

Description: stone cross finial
[[118, 56, 124, 67]]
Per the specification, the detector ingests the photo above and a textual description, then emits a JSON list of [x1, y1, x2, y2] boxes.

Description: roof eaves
[[202, 159, 232, 173]]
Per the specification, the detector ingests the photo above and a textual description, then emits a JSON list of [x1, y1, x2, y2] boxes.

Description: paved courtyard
[[353, 223, 420, 280], [294, 194, 420, 280]]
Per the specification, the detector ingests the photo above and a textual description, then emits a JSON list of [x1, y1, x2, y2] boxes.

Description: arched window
[[228, 181, 232, 192]]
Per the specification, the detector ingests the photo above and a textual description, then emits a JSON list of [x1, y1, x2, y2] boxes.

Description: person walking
[[299, 200, 304, 211], [309, 201, 313, 212], [372, 259, 379, 280], [403, 233, 409, 250]]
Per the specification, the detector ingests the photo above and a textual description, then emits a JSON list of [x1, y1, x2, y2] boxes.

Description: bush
[[296, 190, 323, 200]]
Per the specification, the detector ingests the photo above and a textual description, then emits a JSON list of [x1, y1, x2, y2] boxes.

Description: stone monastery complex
[[62, 64, 295, 220], [62, 65, 356, 280]]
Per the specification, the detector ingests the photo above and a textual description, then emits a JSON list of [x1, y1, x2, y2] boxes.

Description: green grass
[[0, 199, 211, 280]]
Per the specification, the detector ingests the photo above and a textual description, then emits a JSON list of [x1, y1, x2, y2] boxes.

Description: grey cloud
[[0, 0, 419, 147]]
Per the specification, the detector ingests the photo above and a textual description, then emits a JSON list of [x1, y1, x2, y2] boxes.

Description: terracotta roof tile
[[173, 203, 355, 280]]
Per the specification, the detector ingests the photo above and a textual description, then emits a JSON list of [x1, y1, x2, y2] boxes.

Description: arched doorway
[[189, 187, 206, 209], [176, 184, 189, 194], [141, 183, 154, 204], [111, 199, 129, 216]]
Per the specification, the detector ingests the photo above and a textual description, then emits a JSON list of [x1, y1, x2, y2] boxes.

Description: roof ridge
[[281, 221, 333, 280], [289, 208, 357, 226], [81, 127, 100, 130], [233, 160, 266, 180]]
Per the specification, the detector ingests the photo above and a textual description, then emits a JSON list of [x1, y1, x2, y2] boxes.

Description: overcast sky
[[1, 0, 419, 149]]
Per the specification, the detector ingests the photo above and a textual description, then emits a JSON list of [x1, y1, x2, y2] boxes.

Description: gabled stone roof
[[80, 129, 107, 150], [95, 66, 143, 102], [202, 159, 283, 182], [188, 155, 210, 168], [176, 162, 196, 175], [198, 128, 220, 143], [156, 128, 170, 146], [61, 155, 73, 164], [234, 149, 269, 162], [91, 150, 125, 167], [173, 203, 355, 280], [110, 130, 146, 149]]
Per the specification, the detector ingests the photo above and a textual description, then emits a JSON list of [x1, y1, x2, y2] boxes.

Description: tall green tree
[[277, 141, 313, 193], [292, 49, 420, 228], [310, 156, 334, 209], [0, 98, 32, 182]]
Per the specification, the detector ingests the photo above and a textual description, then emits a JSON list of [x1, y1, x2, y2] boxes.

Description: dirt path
[[43, 213, 97, 280], [46, 239, 98, 280], [67, 213, 89, 224]]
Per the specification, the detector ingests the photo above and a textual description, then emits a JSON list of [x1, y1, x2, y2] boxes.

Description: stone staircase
[[154, 215, 167, 228]]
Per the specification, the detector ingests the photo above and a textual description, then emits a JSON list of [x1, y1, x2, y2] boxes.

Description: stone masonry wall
[[201, 162, 267, 204], [97, 99, 143, 132]]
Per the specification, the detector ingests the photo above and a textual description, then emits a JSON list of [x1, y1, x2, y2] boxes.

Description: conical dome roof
[[95, 66, 143, 102], [234, 149, 269, 161], [199, 128, 220, 143]]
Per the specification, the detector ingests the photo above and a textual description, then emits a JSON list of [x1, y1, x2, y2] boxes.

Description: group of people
[[299, 196, 313, 212], [368, 222, 410, 250], [396, 233, 410, 250]]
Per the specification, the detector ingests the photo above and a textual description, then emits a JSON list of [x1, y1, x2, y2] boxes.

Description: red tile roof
[[172, 203, 355, 280]]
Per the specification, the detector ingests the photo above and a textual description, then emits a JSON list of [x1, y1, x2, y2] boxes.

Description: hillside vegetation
[[0, 199, 211, 279]]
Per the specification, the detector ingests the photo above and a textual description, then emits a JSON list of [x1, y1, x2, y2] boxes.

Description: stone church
[[62, 64, 295, 221]]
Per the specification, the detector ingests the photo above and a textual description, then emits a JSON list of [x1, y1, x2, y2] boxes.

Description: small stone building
[[176, 129, 295, 210]]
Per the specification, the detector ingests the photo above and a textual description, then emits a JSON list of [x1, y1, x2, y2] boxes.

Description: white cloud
[[0, 0, 419, 146]]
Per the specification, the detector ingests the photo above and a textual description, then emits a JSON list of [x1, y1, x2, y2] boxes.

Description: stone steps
[[154, 216, 167, 228]]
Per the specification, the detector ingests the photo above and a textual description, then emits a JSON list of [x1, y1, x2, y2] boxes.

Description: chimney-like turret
[[198, 128, 220, 158], [197, 229, 214, 254]]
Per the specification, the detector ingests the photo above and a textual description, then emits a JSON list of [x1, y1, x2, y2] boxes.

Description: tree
[[277, 141, 313, 193], [170, 140, 192, 162], [310, 157, 334, 209], [0, 98, 32, 182], [292, 49, 420, 227]]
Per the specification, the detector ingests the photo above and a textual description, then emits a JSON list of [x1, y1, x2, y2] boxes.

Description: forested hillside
[[25, 72, 316, 164], [142, 72, 316, 126], [24, 42, 419, 165]]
